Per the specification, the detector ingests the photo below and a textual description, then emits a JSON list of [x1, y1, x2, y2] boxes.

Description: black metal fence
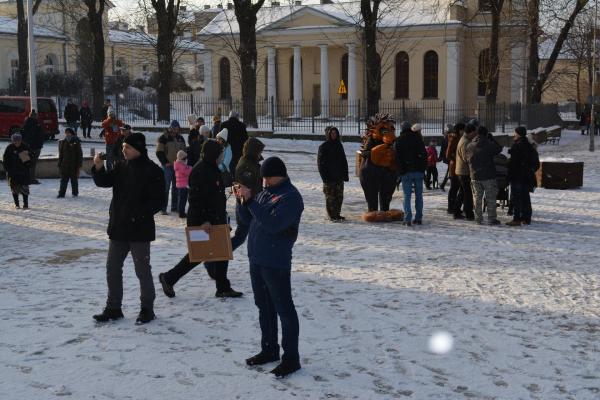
[[53, 92, 577, 135]]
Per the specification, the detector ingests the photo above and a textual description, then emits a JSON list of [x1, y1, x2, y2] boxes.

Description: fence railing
[[53, 92, 574, 136]]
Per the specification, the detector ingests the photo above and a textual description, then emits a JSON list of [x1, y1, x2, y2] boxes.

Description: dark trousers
[[458, 175, 474, 218], [359, 166, 396, 211], [106, 240, 155, 310], [163, 165, 178, 212], [511, 182, 532, 222], [59, 174, 79, 196], [250, 264, 299, 362], [448, 175, 461, 213], [81, 123, 92, 138], [163, 254, 231, 292], [323, 181, 344, 219], [425, 166, 438, 188], [178, 188, 188, 216], [30, 148, 41, 181], [440, 168, 449, 190]]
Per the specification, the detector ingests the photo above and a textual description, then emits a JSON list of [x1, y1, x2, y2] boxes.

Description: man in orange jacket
[[101, 110, 123, 170]]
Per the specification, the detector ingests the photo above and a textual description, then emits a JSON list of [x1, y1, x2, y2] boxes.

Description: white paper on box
[[188, 230, 210, 241]]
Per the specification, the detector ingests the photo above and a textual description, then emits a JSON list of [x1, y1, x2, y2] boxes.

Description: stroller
[[483, 153, 510, 211]]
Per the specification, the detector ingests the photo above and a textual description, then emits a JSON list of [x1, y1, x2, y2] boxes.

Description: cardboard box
[[185, 224, 233, 263]]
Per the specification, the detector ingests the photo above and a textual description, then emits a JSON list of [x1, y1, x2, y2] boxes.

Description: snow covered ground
[[1, 131, 599, 399]]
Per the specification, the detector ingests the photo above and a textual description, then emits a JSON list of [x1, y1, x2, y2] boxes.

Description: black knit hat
[[201, 139, 223, 164], [260, 156, 287, 178], [515, 126, 527, 137], [123, 132, 147, 153]]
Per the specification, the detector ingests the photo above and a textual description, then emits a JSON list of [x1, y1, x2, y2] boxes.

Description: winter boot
[[22, 195, 28, 209], [270, 360, 301, 378], [215, 289, 243, 298], [245, 351, 280, 366], [93, 308, 124, 322], [12, 194, 20, 208], [158, 273, 175, 298], [135, 308, 155, 325]]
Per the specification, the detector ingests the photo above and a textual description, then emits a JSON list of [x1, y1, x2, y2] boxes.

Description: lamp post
[[27, 0, 37, 112], [590, 0, 597, 152]]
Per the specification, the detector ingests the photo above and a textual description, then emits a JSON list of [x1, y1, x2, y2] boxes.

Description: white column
[[347, 43, 357, 118], [511, 44, 526, 104], [293, 45, 302, 118], [446, 41, 461, 106], [267, 46, 277, 116], [319, 44, 329, 118], [203, 50, 213, 100]]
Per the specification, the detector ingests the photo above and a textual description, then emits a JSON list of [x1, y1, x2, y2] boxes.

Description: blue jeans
[[250, 264, 299, 362], [162, 165, 178, 212], [511, 181, 532, 222], [401, 171, 424, 222], [178, 188, 188, 216]]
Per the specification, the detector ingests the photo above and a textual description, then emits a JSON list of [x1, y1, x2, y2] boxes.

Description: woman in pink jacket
[[174, 150, 193, 218]]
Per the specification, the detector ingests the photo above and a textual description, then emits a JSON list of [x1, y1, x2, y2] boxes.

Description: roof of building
[[198, 1, 457, 36], [108, 29, 204, 52], [0, 15, 66, 39]]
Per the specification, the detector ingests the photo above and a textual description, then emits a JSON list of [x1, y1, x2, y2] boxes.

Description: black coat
[[58, 137, 83, 175], [186, 139, 203, 167], [465, 134, 503, 181], [394, 131, 427, 175], [80, 106, 93, 124], [220, 117, 248, 171], [187, 159, 227, 226], [3, 143, 31, 185], [317, 134, 349, 183], [64, 103, 80, 123], [92, 154, 165, 242], [508, 138, 539, 186], [21, 117, 45, 150]]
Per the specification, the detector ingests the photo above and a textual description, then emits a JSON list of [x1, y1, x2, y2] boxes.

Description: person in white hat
[[216, 128, 233, 186]]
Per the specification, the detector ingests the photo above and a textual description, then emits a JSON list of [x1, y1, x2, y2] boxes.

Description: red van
[[0, 96, 59, 139]]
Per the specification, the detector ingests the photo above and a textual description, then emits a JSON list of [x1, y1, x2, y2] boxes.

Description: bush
[[37, 71, 84, 96]]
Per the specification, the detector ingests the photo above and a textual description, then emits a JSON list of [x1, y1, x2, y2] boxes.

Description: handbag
[[18, 150, 31, 163]]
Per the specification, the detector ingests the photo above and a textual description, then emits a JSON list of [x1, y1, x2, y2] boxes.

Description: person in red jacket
[[101, 110, 123, 170], [425, 141, 439, 190]]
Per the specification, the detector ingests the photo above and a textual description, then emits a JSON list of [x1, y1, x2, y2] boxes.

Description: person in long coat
[[57, 127, 83, 198], [3, 133, 31, 208]]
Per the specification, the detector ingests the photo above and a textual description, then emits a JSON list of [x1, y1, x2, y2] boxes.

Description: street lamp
[[27, 0, 37, 112]]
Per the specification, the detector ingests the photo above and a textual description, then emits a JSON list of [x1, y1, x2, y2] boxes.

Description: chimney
[[227, 2, 233, 9], [204, 4, 211, 9], [271, 1, 280, 6], [217, 3, 223, 8], [294, 0, 301, 5]]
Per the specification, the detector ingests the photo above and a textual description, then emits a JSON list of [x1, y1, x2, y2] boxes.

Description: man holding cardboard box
[[159, 139, 243, 298], [234, 156, 304, 378]]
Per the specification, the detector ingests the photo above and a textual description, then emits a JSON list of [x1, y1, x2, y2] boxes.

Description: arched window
[[341, 53, 348, 100], [44, 54, 57, 74], [115, 57, 126, 76], [478, 49, 490, 97], [423, 50, 438, 99], [8, 52, 19, 81], [395, 51, 409, 99], [219, 57, 231, 100]]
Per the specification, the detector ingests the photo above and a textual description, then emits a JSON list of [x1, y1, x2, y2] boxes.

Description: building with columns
[[196, 0, 531, 117]]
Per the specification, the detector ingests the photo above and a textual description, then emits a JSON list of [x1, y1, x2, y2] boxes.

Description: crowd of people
[[2, 105, 543, 379]]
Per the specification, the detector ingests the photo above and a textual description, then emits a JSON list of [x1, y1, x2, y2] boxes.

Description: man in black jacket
[[506, 126, 539, 226], [317, 126, 349, 221], [64, 99, 80, 135], [20, 110, 45, 184], [395, 123, 427, 225], [220, 111, 248, 172], [91, 133, 166, 324], [159, 139, 243, 298]]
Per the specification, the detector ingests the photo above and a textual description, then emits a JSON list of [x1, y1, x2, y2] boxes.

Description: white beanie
[[216, 128, 229, 142], [411, 123, 421, 132], [199, 125, 211, 137], [176, 150, 187, 161]]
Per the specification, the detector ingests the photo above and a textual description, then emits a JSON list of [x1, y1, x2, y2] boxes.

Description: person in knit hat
[[159, 139, 243, 299], [91, 132, 166, 325], [174, 150, 192, 218], [216, 128, 233, 185], [234, 156, 304, 378], [506, 126, 540, 226], [156, 120, 186, 214]]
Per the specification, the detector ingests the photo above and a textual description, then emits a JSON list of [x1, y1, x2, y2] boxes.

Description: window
[[0, 99, 26, 113], [115, 58, 126, 76], [479, 0, 493, 12], [341, 53, 348, 100], [395, 51, 409, 99], [478, 49, 490, 97], [142, 64, 150, 81], [10, 58, 19, 81], [219, 57, 231, 100], [44, 54, 57, 74], [196, 63, 204, 81], [423, 50, 438, 99], [37, 99, 56, 113]]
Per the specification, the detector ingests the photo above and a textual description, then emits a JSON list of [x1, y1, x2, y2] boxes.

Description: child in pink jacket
[[174, 150, 192, 218], [425, 142, 439, 190]]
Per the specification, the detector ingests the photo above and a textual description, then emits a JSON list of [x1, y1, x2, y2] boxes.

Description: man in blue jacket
[[234, 156, 304, 378]]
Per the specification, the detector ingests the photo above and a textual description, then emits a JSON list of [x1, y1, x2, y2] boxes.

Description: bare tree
[[82, 0, 107, 119], [15, 0, 43, 95], [232, 0, 267, 128], [526, 0, 589, 103], [360, 0, 382, 116], [564, 11, 594, 103], [143, 0, 182, 122]]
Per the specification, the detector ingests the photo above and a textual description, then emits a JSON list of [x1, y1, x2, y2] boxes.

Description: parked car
[[0, 96, 59, 139]]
